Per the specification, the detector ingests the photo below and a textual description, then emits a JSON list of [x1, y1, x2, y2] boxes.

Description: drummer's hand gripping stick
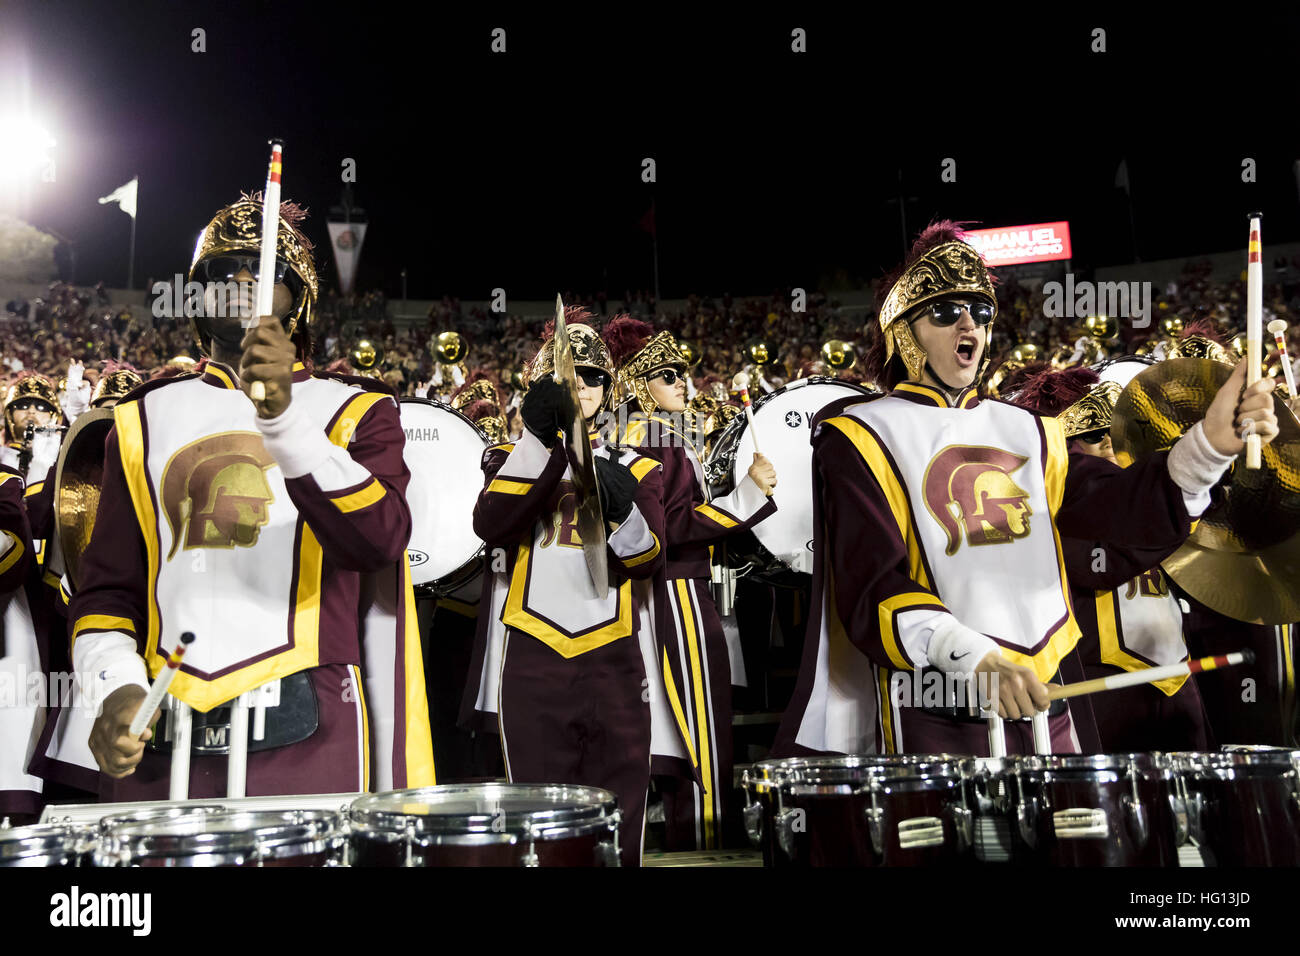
[[248, 139, 283, 404]]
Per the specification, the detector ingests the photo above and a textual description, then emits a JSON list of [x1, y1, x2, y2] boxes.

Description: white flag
[[98, 177, 138, 219], [327, 221, 368, 295]]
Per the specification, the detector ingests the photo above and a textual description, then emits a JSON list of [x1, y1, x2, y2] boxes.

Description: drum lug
[[1168, 775, 1191, 847], [599, 809, 622, 866], [521, 824, 540, 867], [403, 817, 418, 868], [1015, 791, 1039, 848], [950, 805, 973, 851], [775, 809, 799, 860], [1123, 764, 1149, 848], [864, 784, 885, 857], [741, 770, 764, 847]]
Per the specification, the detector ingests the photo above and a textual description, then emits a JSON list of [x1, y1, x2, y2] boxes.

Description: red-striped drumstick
[[1045, 649, 1253, 702], [128, 632, 196, 736], [1246, 213, 1263, 469], [1267, 319, 1297, 399], [249, 138, 284, 404], [731, 372, 762, 455]]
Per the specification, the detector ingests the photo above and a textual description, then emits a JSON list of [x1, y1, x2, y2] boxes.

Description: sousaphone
[[1111, 357, 1300, 624]]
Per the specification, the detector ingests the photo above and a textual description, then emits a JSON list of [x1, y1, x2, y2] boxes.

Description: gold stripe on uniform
[[879, 669, 897, 754], [1095, 589, 1187, 695], [23, 481, 43, 498], [329, 392, 388, 445], [695, 504, 737, 529], [487, 478, 533, 495], [72, 613, 135, 639], [661, 647, 699, 768], [332, 478, 386, 513], [0, 532, 25, 575], [401, 551, 437, 786], [676, 579, 715, 848], [352, 664, 371, 792], [630, 457, 660, 482], [621, 533, 660, 568], [876, 591, 945, 671]]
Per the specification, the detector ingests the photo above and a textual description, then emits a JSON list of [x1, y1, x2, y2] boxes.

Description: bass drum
[[704, 377, 875, 585], [399, 399, 490, 596]]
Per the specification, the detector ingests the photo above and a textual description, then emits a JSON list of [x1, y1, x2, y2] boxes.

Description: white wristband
[[927, 616, 999, 674]]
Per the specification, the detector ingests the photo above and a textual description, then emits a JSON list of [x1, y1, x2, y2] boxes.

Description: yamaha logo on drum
[[785, 411, 803, 428], [408, 549, 429, 567], [404, 427, 440, 442]]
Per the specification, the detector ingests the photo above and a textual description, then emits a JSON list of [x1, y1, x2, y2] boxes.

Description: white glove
[[27, 427, 62, 486], [451, 365, 465, 387]]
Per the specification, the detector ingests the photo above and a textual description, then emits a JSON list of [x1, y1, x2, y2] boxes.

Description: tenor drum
[[958, 757, 1046, 866], [704, 377, 874, 585], [742, 755, 969, 867], [347, 784, 621, 867], [0, 824, 78, 867], [97, 809, 344, 867], [1174, 749, 1300, 866], [399, 398, 490, 595], [1013, 754, 1184, 866]]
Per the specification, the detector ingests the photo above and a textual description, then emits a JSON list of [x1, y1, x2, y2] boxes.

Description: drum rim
[[0, 823, 76, 862], [101, 809, 342, 860], [1027, 753, 1172, 773], [96, 803, 228, 835], [348, 783, 619, 836], [1171, 749, 1300, 772], [747, 754, 961, 787]]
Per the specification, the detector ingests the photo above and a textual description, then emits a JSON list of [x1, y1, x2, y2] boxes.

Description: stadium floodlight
[[0, 114, 56, 185]]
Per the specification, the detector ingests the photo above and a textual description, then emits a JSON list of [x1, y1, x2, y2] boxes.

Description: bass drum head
[[718, 378, 872, 578], [399, 399, 490, 591]]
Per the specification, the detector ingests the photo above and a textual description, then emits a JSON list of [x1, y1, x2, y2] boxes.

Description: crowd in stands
[[4, 254, 1300, 411]]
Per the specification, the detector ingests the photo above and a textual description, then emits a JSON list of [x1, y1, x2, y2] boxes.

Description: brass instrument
[[678, 340, 701, 369], [1084, 314, 1119, 342], [821, 339, 857, 372], [747, 340, 773, 367], [432, 331, 466, 365], [1008, 342, 1040, 364]]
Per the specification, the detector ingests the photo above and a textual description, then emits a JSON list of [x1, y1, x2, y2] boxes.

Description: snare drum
[[742, 755, 969, 867], [348, 784, 621, 866], [1174, 749, 1300, 866], [1013, 754, 1184, 866], [0, 824, 78, 867], [399, 398, 489, 595], [704, 377, 874, 585], [97, 809, 344, 867]]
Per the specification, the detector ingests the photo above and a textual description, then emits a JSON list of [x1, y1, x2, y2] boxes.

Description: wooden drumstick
[[1268, 319, 1297, 399], [1245, 213, 1263, 469], [731, 372, 761, 456], [1045, 650, 1253, 702], [129, 632, 196, 736], [249, 139, 284, 404]]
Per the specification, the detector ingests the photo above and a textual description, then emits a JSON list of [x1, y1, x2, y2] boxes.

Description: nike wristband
[[927, 616, 999, 675]]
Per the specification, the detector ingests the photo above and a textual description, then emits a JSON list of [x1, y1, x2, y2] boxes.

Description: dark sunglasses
[[648, 368, 685, 385], [1076, 428, 1109, 445], [198, 255, 296, 287], [917, 300, 995, 327], [578, 369, 610, 389]]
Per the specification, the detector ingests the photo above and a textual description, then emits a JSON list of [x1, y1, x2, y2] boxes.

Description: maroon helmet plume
[[1008, 365, 1099, 416], [603, 314, 655, 369]]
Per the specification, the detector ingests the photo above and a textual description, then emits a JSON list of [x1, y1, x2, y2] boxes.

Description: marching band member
[[1009, 365, 1211, 752], [774, 221, 1279, 758], [471, 309, 665, 865], [607, 315, 776, 850], [0, 459, 40, 822], [69, 194, 434, 799]]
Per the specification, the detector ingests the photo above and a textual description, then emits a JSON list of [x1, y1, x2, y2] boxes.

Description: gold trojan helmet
[[5, 373, 61, 439], [620, 331, 690, 416], [878, 234, 999, 382], [529, 320, 616, 402], [91, 367, 144, 408], [452, 376, 509, 443], [188, 193, 319, 353], [1057, 380, 1124, 439]]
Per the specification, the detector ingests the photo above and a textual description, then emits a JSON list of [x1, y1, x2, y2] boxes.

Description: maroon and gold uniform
[[68, 361, 434, 799]]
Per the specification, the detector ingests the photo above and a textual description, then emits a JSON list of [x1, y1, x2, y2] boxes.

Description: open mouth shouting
[[955, 333, 980, 369]]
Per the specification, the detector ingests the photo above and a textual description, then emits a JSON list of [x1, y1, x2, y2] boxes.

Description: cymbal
[[1111, 358, 1300, 624], [53, 408, 116, 592]]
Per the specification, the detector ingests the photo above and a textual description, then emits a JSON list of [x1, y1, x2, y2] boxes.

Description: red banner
[[963, 221, 1072, 266]]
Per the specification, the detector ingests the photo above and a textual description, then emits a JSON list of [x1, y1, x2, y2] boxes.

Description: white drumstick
[[129, 632, 195, 736], [731, 372, 761, 456], [1246, 214, 1263, 469], [1268, 319, 1297, 399], [249, 139, 284, 404]]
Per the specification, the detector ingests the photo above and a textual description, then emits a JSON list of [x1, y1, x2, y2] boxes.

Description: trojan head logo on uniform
[[923, 445, 1033, 555], [161, 433, 277, 559]]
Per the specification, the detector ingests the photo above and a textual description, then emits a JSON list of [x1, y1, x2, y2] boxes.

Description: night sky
[[3, 3, 1299, 300]]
